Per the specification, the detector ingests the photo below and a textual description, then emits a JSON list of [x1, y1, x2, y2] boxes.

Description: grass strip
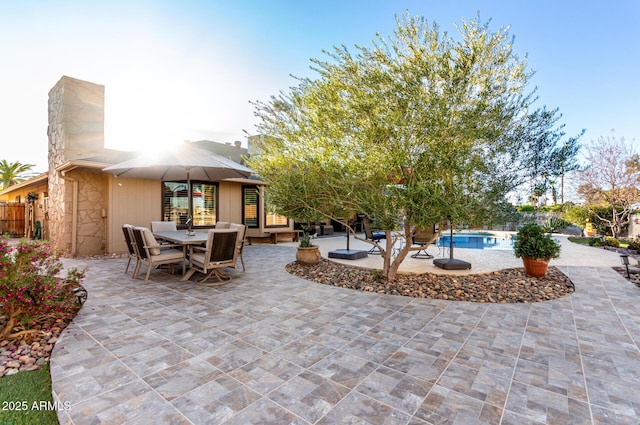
[[0, 364, 60, 425]]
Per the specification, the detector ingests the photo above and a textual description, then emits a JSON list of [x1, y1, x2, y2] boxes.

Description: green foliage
[[541, 216, 570, 233], [0, 159, 35, 190], [578, 134, 639, 238], [0, 364, 59, 425], [517, 205, 535, 212], [299, 232, 313, 248], [0, 238, 85, 338], [514, 223, 561, 259], [627, 239, 640, 251], [588, 237, 602, 246], [248, 12, 567, 282], [603, 236, 620, 247]]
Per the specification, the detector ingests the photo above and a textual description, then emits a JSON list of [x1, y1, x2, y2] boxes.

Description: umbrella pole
[[187, 171, 192, 232]]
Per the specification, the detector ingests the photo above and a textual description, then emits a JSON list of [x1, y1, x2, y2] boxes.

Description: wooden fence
[[0, 202, 25, 237]]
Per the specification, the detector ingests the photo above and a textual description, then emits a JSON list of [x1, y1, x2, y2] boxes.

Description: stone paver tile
[[452, 345, 517, 380], [144, 357, 223, 401], [465, 327, 524, 358], [303, 324, 359, 350], [53, 358, 138, 406], [228, 353, 302, 395], [436, 362, 511, 408], [404, 334, 462, 362], [503, 381, 591, 424], [202, 339, 265, 373], [342, 334, 401, 365], [171, 374, 261, 425], [383, 346, 450, 382], [316, 391, 412, 425], [309, 351, 378, 389], [222, 397, 310, 425], [415, 384, 502, 425], [513, 357, 588, 402], [365, 320, 421, 346], [239, 325, 297, 351], [121, 340, 194, 378], [355, 365, 432, 416], [267, 370, 350, 423], [67, 379, 190, 425], [584, 375, 640, 419], [272, 338, 335, 368]]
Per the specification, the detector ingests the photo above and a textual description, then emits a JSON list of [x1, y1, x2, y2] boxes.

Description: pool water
[[438, 233, 514, 250]]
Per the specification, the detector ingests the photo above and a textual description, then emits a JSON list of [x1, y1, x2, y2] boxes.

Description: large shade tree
[[578, 134, 639, 238], [0, 160, 35, 190], [249, 13, 569, 282]]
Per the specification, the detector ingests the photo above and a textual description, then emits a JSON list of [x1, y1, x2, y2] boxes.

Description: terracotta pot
[[296, 246, 321, 265], [522, 256, 550, 278]]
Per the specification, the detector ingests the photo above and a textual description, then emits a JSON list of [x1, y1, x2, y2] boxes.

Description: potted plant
[[514, 223, 561, 277], [295, 231, 321, 265]]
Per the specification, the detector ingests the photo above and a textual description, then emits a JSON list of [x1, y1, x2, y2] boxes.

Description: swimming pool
[[438, 232, 515, 250]]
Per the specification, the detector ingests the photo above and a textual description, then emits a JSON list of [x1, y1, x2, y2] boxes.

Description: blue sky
[[1, 0, 639, 172]]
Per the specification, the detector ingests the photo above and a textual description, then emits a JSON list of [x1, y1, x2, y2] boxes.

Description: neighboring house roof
[[0, 172, 48, 196], [191, 140, 248, 164]]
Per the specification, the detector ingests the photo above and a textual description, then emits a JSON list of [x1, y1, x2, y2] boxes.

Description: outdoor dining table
[[153, 230, 208, 281], [153, 230, 208, 246]]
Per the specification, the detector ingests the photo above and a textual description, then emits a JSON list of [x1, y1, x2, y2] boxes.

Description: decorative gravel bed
[[286, 259, 575, 303]]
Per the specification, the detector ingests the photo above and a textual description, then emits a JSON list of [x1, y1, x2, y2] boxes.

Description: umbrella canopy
[[103, 144, 254, 222], [103, 144, 253, 181]]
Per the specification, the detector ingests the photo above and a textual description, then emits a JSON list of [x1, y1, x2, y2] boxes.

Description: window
[[243, 186, 259, 228], [162, 181, 217, 227], [264, 189, 288, 227]]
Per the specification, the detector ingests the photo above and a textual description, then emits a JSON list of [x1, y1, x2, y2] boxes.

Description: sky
[[1, 0, 639, 173]]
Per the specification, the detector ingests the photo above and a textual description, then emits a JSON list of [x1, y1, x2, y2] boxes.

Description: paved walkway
[[52, 243, 640, 424]]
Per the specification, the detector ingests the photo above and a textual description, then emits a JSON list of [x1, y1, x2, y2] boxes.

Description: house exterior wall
[[48, 76, 106, 255], [106, 176, 162, 254]]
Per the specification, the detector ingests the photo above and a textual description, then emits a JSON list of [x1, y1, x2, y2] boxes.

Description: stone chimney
[[47, 76, 106, 255], [47, 76, 105, 168]]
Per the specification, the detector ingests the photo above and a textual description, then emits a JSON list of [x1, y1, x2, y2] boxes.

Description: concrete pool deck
[[277, 233, 625, 274]]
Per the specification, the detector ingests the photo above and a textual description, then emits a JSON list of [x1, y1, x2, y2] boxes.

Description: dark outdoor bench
[[248, 230, 302, 245]]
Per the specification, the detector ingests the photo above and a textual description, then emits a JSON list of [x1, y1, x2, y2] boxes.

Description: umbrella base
[[328, 249, 368, 260], [433, 258, 472, 270]]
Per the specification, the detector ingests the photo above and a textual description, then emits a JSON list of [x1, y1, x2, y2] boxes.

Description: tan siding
[[107, 176, 161, 253]]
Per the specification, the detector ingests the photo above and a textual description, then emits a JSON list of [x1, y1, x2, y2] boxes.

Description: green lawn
[[0, 364, 60, 425], [568, 236, 629, 248]]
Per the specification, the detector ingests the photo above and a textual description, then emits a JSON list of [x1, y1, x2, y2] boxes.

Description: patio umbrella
[[103, 143, 254, 222]]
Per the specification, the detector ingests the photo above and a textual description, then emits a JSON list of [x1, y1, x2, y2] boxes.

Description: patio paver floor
[[51, 244, 640, 424]]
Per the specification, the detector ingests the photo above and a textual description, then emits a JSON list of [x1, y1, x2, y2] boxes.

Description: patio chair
[[150, 221, 177, 232], [131, 226, 186, 284], [215, 221, 231, 229], [188, 228, 238, 286], [229, 223, 247, 271], [363, 217, 385, 254], [411, 225, 436, 259], [122, 224, 138, 274]]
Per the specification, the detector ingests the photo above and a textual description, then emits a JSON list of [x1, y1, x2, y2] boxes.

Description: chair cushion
[[142, 228, 161, 255], [151, 249, 184, 262], [151, 221, 177, 232]]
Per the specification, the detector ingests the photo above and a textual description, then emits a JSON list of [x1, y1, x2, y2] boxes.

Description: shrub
[[588, 237, 602, 246], [541, 217, 570, 233], [603, 236, 620, 247], [517, 205, 535, 212], [0, 238, 85, 339], [514, 223, 561, 259], [627, 239, 640, 251]]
